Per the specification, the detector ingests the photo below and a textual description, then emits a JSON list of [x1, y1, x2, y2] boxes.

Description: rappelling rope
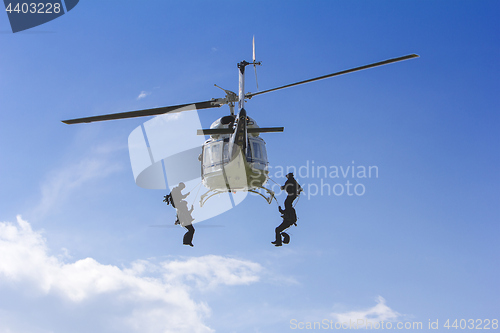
[[269, 178, 280, 186], [188, 181, 203, 208], [293, 191, 301, 207], [268, 178, 281, 207]]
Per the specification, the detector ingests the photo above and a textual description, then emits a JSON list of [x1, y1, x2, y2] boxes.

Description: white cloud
[[137, 91, 151, 100], [331, 296, 401, 327], [161, 255, 262, 289], [0, 216, 262, 333]]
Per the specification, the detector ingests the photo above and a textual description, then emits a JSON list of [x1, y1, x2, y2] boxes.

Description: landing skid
[[200, 186, 275, 207], [247, 186, 275, 204], [200, 189, 226, 207]]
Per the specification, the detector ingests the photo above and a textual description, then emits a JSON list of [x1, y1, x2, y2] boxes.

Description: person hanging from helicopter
[[164, 182, 195, 246], [164, 181, 190, 221], [174, 199, 196, 247], [272, 205, 297, 247], [281, 173, 302, 208]]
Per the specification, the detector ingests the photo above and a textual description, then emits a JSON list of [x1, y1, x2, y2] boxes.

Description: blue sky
[[0, 1, 499, 332]]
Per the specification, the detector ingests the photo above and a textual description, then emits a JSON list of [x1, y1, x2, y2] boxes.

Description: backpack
[[163, 193, 176, 208]]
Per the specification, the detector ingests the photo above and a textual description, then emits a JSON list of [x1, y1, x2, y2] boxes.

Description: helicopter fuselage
[[200, 112, 269, 193]]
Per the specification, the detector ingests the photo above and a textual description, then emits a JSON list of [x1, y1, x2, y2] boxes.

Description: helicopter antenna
[[214, 84, 237, 116], [253, 35, 260, 91]]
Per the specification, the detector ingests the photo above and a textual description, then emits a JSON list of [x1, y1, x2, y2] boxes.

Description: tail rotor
[[252, 35, 261, 91]]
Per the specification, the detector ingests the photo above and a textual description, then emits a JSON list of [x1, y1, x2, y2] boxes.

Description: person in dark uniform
[[272, 205, 297, 247], [281, 173, 302, 209], [174, 199, 195, 247]]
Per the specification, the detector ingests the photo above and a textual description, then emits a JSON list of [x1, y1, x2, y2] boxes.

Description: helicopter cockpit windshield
[[202, 137, 268, 173], [201, 135, 269, 191]]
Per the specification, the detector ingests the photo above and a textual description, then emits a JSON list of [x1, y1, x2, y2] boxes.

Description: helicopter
[[62, 39, 419, 207]]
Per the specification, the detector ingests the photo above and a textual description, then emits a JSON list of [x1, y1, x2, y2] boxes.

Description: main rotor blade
[[247, 127, 283, 133], [245, 54, 419, 99], [149, 224, 225, 228], [196, 126, 284, 136], [62, 100, 222, 124]]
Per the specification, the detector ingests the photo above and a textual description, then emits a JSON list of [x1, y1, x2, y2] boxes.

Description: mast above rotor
[[237, 59, 261, 111]]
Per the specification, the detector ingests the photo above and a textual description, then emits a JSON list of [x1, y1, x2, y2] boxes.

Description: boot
[[282, 232, 290, 244]]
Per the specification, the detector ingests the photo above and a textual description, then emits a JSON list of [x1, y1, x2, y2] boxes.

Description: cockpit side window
[[260, 142, 268, 161], [203, 146, 211, 165], [252, 141, 262, 160], [211, 143, 221, 164]]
